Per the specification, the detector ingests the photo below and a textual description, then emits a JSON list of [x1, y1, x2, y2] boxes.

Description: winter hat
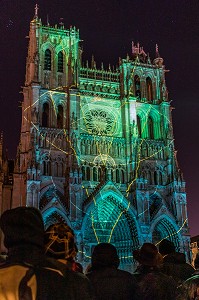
[[44, 223, 78, 260], [91, 243, 120, 269], [0, 207, 44, 249], [158, 239, 175, 256], [133, 243, 163, 266]]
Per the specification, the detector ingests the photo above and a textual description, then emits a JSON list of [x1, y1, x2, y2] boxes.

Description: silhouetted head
[[44, 223, 77, 260], [91, 243, 120, 269], [133, 243, 163, 266], [158, 239, 175, 256], [0, 206, 44, 249]]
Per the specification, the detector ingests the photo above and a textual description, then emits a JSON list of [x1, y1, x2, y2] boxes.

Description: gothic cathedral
[[1, 9, 190, 271]]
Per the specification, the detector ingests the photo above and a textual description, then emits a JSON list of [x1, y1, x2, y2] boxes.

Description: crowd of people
[[0, 206, 198, 299]]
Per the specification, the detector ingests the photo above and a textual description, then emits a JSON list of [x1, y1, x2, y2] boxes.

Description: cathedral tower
[[11, 7, 190, 271]]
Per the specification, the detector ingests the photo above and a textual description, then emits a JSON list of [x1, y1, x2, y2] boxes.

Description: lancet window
[[43, 161, 51, 176], [116, 169, 120, 183], [93, 167, 98, 181], [58, 51, 63, 72], [82, 166, 85, 180], [42, 103, 49, 127], [121, 170, 125, 184], [57, 105, 63, 128], [98, 168, 101, 181], [148, 116, 154, 139], [137, 115, 141, 137], [134, 75, 141, 100], [86, 167, 90, 180], [44, 49, 51, 71], [146, 77, 153, 102]]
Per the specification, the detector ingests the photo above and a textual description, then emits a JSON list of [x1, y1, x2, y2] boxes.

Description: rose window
[[85, 109, 116, 135]]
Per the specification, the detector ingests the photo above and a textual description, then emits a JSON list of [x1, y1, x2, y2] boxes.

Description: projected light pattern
[[18, 16, 190, 270], [23, 82, 186, 263]]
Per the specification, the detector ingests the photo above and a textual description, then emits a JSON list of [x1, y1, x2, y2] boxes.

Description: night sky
[[0, 1, 198, 236]]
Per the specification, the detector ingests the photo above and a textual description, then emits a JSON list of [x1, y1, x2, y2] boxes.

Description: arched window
[[54, 162, 58, 177], [44, 49, 51, 70], [121, 170, 125, 184], [105, 168, 108, 181], [61, 163, 64, 177], [93, 167, 97, 181], [148, 116, 154, 139], [43, 161, 46, 175], [98, 168, 101, 181], [148, 171, 152, 185], [159, 172, 163, 185], [146, 77, 153, 102], [154, 171, 158, 185], [82, 166, 85, 180], [42, 103, 49, 127], [48, 161, 51, 176], [86, 167, 90, 181], [137, 115, 141, 137], [134, 75, 141, 100], [57, 105, 63, 128], [111, 169, 113, 180], [58, 51, 63, 72], [116, 169, 120, 183]]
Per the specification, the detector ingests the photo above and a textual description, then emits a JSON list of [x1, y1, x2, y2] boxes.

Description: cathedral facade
[[1, 9, 190, 271]]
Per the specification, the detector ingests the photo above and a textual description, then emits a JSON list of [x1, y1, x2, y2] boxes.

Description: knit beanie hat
[[0, 207, 44, 249], [158, 239, 175, 256], [44, 223, 78, 260], [91, 243, 120, 269]]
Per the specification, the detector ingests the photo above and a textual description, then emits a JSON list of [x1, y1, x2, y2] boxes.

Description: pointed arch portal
[[83, 194, 139, 266], [152, 218, 180, 251]]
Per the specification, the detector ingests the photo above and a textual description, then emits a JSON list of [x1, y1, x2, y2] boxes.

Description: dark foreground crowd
[[0, 207, 198, 300]]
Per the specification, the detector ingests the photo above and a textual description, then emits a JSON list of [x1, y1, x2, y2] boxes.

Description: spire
[[132, 41, 147, 62], [91, 55, 96, 69], [34, 4, 39, 20], [153, 43, 163, 67], [155, 44, 160, 58], [147, 53, 151, 64]]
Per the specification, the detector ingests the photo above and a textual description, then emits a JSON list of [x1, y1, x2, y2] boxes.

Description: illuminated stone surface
[[3, 10, 190, 271]]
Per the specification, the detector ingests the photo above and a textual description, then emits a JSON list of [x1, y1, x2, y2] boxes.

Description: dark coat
[[87, 266, 140, 300], [47, 257, 94, 300], [177, 270, 199, 300], [0, 245, 70, 300], [134, 265, 177, 300], [160, 252, 195, 284]]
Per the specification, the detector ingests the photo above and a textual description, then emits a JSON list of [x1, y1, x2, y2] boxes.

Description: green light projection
[[23, 60, 187, 263]]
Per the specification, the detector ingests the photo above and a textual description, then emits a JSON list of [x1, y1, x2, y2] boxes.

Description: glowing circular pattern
[[84, 108, 116, 135]]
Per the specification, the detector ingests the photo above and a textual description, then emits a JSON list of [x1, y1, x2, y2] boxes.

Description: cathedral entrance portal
[[82, 193, 139, 271]]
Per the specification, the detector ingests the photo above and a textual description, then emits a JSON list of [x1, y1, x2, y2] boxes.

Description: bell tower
[[12, 5, 82, 227]]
